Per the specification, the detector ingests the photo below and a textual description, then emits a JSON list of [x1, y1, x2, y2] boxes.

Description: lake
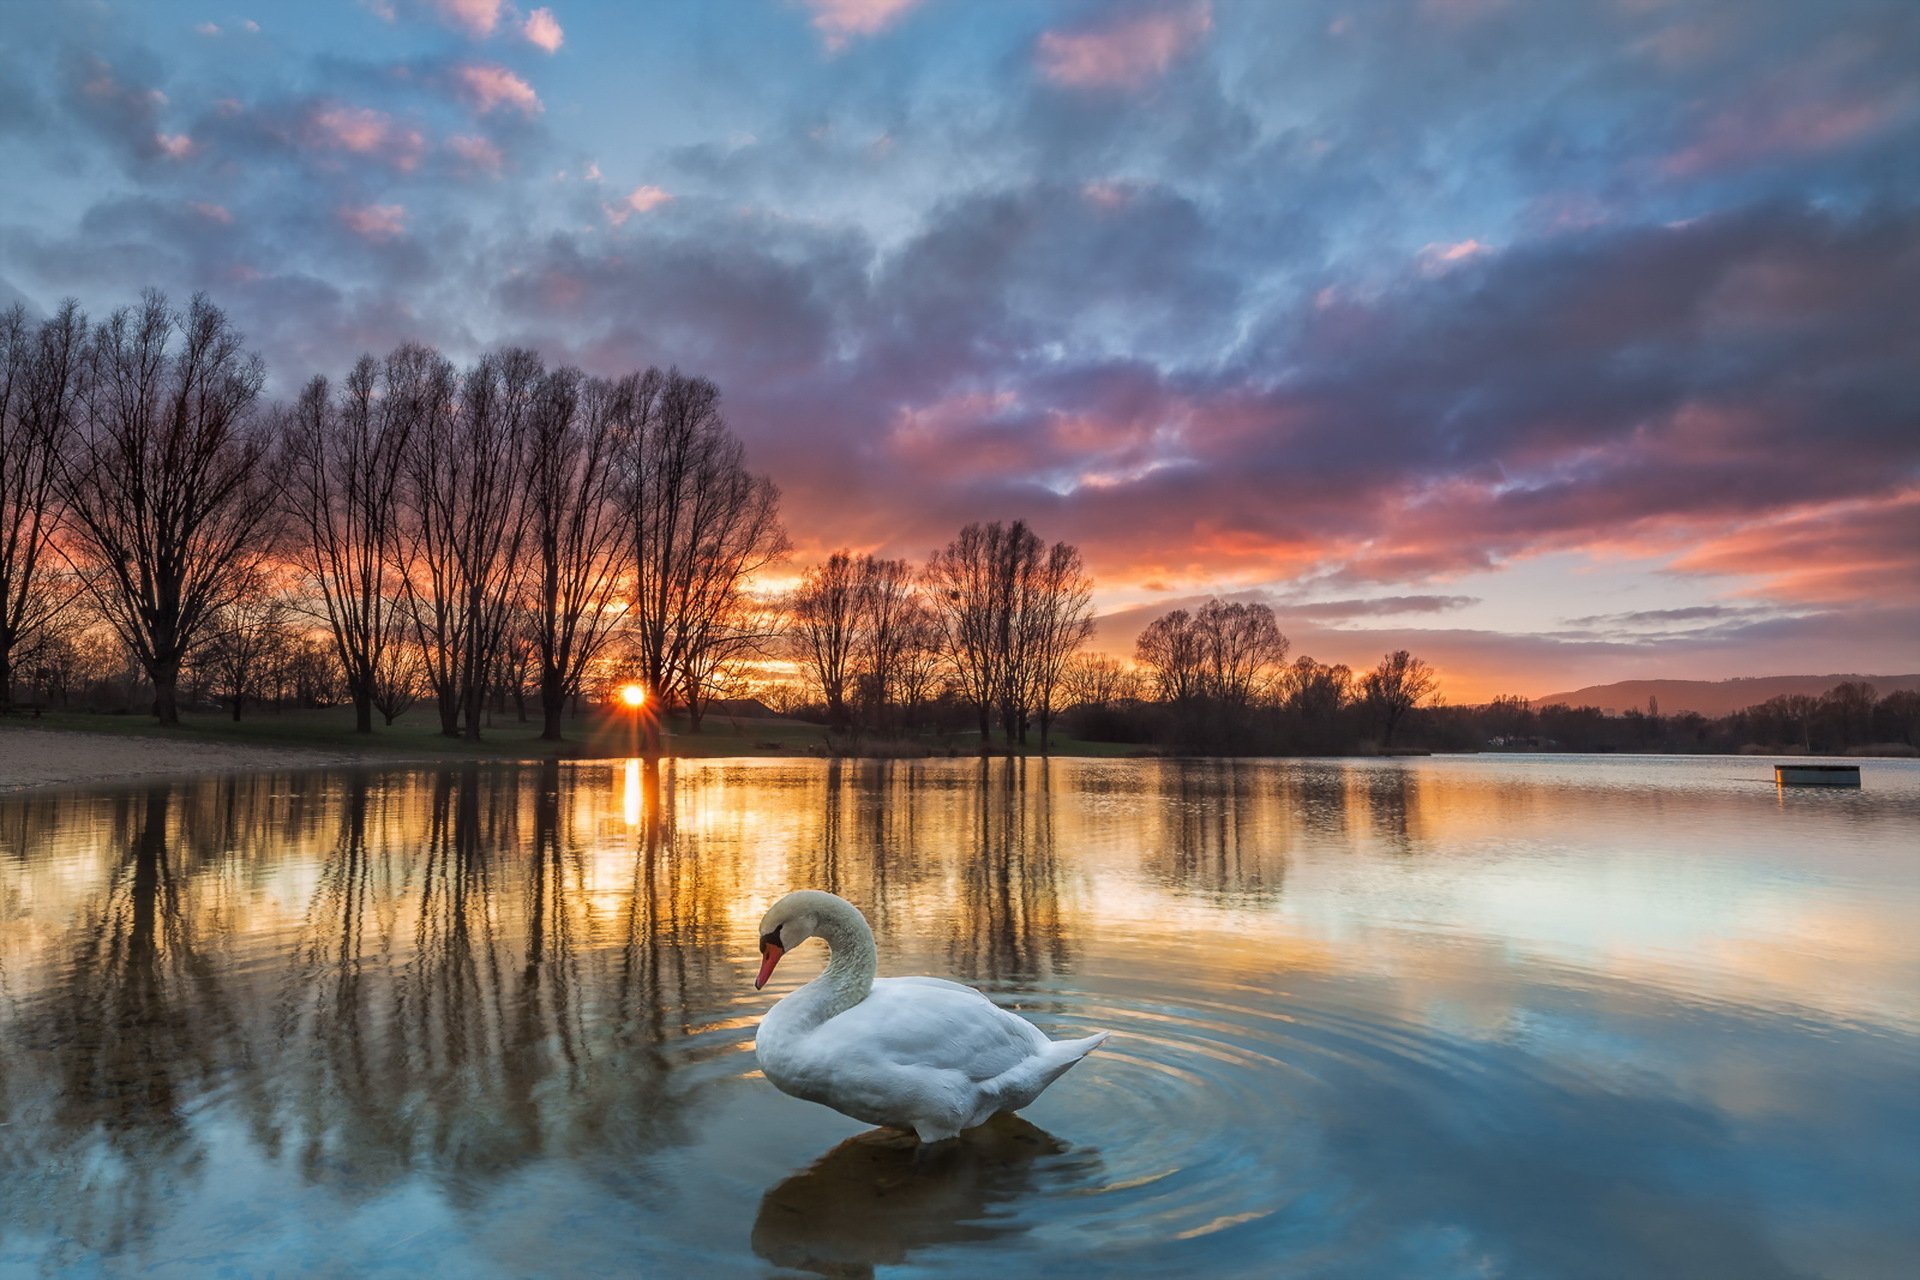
[[2, 754, 1917, 1277]]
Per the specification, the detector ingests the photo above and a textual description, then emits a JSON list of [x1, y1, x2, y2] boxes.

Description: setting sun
[[619, 683, 647, 708]]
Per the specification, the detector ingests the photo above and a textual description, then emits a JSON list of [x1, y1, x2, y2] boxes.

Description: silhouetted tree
[[55, 291, 277, 724], [626, 370, 787, 729], [1360, 649, 1436, 748], [397, 347, 537, 738], [1135, 608, 1205, 706], [205, 589, 290, 720], [282, 354, 414, 733], [0, 301, 86, 704], [526, 369, 633, 739], [789, 550, 864, 728]]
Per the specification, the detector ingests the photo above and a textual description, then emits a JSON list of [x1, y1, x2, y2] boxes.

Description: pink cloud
[[430, 0, 502, 38], [453, 63, 543, 115], [156, 132, 194, 159], [302, 104, 426, 170], [522, 6, 564, 53], [447, 132, 505, 173], [605, 184, 673, 225], [1668, 490, 1920, 605], [1664, 89, 1915, 177], [801, 0, 921, 51], [1037, 1, 1212, 90], [339, 203, 409, 243], [190, 201, 232, 224], [1417, 238, 1490, 274]]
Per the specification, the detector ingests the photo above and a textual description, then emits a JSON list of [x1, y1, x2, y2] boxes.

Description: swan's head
[[754, 889, 854, 989]]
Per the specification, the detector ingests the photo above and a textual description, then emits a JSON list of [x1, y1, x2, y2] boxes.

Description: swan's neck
[[806, 900, 876, 1020]]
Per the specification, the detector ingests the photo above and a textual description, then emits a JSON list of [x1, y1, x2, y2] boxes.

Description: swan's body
[[752, 891, 1108, 1143]]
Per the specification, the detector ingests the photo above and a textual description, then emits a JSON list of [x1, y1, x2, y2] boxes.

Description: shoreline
[[0, 726, 386, 795], [6, 720, 1910, 797]]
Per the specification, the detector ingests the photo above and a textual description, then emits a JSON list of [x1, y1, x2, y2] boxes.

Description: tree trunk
[[464, 684, 485, 741], [353, 690, 373, 734], [231, 695, 243, 722], [151, 660, 182, 726], [539, 671, 565, 741], [438, 689, 460, 737]]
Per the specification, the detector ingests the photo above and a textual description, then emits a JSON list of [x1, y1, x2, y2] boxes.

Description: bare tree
[[387, 345, 462, 733], [1193, 599, 1288, 708], [526, 369, 633, 739], [926, 521, 1014, 741], [370, 615, 422, 726], [626, 369, 788, 729], [282, 354, 413, 733], [856, 556, 919, 731], [1134, 608, 1205, 704], [1061, 653, 1139, 708], [396, 347, 536, 739], [55, 292, 276, 724], [1360, 649, 1437, 747], [0, 301, 86, 704], [1020, 540, 1095, 749], [788, 550, 863, 728], [1279, 655, 1351, 720], [205, 590, 291, 720], [890, 597, 944, 730]]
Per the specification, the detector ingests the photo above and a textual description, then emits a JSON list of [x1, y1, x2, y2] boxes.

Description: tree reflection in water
[[1144, 760, 1289, 903], [267, 760, 746, 1204], [2, 786, 240, 1257], [948, 758, 1072, 985]]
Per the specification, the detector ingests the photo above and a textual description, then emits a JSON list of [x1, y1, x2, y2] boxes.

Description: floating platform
[[1775, 763, 1861, 787]]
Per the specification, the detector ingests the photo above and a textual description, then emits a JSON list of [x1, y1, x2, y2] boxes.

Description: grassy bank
[[4, 706, 1141, 762]]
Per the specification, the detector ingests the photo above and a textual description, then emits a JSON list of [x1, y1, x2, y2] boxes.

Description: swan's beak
[[755, 943, 784, 990]]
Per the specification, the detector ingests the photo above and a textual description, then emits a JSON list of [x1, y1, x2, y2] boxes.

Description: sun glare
[[619, 683, 647, 708]]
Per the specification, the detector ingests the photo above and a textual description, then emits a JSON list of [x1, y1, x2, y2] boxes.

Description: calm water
[[2, 755, 1917, 1278]]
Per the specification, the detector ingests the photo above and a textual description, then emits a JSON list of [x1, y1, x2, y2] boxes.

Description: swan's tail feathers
[[1040, 1030, 1111, 1080]]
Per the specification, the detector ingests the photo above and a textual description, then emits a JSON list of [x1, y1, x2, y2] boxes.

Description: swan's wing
[[825, 977, 1047, 1083]]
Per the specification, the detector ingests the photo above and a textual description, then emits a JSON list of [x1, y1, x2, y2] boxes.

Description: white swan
[[752, 890, 1109, 1143]]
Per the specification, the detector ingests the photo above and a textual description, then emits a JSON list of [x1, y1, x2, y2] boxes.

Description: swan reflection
[[751, 1115, 1072, 1277]]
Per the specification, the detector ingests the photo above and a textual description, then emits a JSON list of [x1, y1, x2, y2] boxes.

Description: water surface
[[2, 755, 1917, 1277]]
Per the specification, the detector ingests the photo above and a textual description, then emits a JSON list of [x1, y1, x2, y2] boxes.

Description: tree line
[[2, 290, 787, 736]]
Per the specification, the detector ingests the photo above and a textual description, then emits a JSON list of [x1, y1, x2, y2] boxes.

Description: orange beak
[[755, 942, 784, 990]]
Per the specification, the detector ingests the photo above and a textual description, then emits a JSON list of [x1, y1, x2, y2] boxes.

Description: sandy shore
[[0, 726, 364, 794]]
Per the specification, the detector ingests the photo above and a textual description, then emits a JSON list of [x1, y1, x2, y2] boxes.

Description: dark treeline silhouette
[[2, 291, 785, 736], [784, 520, 1093, 749]]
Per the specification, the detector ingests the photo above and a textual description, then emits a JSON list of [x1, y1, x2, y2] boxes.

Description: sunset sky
[[4, 0, 1916, 700]]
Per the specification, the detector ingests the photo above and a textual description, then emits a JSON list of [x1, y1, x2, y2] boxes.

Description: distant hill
[[1531, 674, 1920, 717]]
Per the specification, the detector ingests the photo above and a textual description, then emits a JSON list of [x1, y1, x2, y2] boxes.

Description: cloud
[[452, 63, 541, 115], [446, 132, 504, 174], [604, 184, 672, 224], [1665, 87, 1917, 176], [1284, 596, 1482, 620], [338, 203, 409, 242], [799, 0, 921, 52], [428, 0, 502, 39], [300, 103, 427, 169], [62, 53, 176, 164], [521, 7, 563, 53], [1037, 2, 1213, 90]]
